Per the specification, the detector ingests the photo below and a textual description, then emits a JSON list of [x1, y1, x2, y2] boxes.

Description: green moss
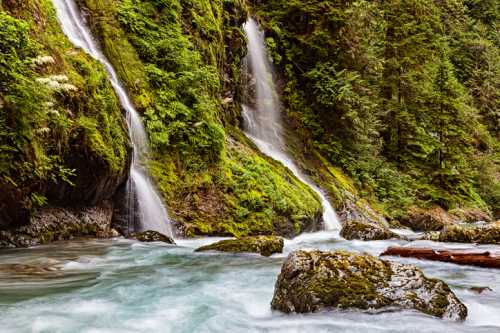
[[0, 1, 129, 211], [195, 235, 284, 256]]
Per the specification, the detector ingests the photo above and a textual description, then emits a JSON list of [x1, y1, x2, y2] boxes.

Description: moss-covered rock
[[401, 207, 456, 231], [195, 235, 283, 256], [340, 219, 402, 241], [439, 222, 500, 244], [449, 208, 492, 223], [271, 250, 467, 320], [129, 230, 175, 244]]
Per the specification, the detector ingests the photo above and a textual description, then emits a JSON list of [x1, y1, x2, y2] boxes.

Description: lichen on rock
[[271, 250, 467, 320], [438, 222, 500, 244], [340, 219, 402, 241], [195, 235, 284, 256], [129, 230, 175, 244]]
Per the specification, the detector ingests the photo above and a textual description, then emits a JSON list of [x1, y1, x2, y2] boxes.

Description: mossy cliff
[[0, 0, 130, 234], [79, 0, 324, 237]]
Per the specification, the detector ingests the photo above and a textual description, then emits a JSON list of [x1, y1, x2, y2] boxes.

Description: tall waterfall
[[52, 0, 173, 237], [242, 18, 340, 231]]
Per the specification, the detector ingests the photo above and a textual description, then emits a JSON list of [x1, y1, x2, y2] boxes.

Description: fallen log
[[381, 246, 500, 269]]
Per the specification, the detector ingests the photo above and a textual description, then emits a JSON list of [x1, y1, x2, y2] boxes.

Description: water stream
[[241, 19, 340, 232], [0, 236, 499, 332], [51, 0, 172, 237]]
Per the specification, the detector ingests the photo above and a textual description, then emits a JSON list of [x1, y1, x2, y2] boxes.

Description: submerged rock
[[401, 206, 455, 231], [340, 219, 402, 241], [195, 236, 284, 256], [271, 250, 467, 320], [129, 230, 175, 244]]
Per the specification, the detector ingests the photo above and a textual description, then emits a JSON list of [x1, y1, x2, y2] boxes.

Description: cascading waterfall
[[52, 0, 172, 237], [242, 18, 340, 231]]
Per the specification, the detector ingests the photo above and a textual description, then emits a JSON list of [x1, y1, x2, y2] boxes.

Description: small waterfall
[[242, 18, 340, 231], [52, 0, 173, 237]]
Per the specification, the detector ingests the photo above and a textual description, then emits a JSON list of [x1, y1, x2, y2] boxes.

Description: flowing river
[[0, 235, 499, 332]]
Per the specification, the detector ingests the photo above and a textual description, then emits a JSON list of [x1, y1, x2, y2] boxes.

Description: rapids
[[0, 235, 499, 332]]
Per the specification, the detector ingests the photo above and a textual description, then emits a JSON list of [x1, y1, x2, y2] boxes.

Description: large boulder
[[439, 222, 500, 244], [271, 250, 467, 320], [340, 219, 402, 241], [129, 230, 175, 244], [195, 236, 284, 256], [401, 206, 455, 231]]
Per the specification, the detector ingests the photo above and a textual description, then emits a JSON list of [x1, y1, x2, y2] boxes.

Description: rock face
[[401, 207, 455, 231], [129, 230, 175, 244], [0, 202, 117, 248], [271, 250, 467, 320], [195, 236, 284, 256], [340, 219, 402, 241], [439, 222, 500, 244]]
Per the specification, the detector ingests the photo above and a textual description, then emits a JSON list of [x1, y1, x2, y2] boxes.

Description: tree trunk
[[381, 246, 500, 269]]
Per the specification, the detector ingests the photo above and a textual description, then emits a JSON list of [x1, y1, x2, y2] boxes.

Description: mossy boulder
[[340, 219, 402, 241], [271, 250, 467, 320], [401, 207, 455, 231], [449, 208, 492, 223], [195, 236, 284, 256], [129, 230, 175, 244], [439, 222, 500, 244]]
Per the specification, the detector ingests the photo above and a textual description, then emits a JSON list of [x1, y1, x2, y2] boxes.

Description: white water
[[242, 19, 340, 232], [51, 0, 172, 237], [1, 236, 499, 332]]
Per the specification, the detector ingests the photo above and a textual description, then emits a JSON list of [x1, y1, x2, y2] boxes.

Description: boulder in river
[[401, 206, 455, 231], [129, 230, 175, 244], [438, 222, 500, 244], [271, 250, 467, 320], [340, 219, 402, 241], [195, 236, 283, 256]]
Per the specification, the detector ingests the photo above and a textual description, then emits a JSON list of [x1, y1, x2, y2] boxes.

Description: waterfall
[[52, 0, 173, 237], [242, 18, 340, 231]]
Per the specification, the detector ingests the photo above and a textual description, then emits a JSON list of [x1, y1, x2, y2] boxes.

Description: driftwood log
[[381, 246, 500, 269]]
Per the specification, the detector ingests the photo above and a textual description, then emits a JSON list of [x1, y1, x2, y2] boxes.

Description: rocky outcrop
[[195, 236, 284, 256], [340, 219, 402, 241], [438, 222, 500, 244], [0, 202, 118, 248], [129, 230, 175, 244], [401, 207, 455, 231], [271, 250, 467, 320], [449, 208, 492, 223]]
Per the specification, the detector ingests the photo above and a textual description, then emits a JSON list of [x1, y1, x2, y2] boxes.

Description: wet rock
[[195, 236, 284, 256], [271, 250, 467, 320], [439, 222, 500, 244], [449, 208, 492, 223], [129, 230, 175, 244], [0, 202, 115, 248], [401, 206, 455, 231], [469, 286, 492, 294], [340, 219, 402, 241]]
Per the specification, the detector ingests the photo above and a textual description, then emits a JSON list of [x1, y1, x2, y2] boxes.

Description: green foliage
[[254, 0, 499, 217], [0, 1, 129, 211]]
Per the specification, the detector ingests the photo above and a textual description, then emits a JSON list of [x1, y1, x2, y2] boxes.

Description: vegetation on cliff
[[0, 0, 129, 227], [253, 0, 499, 220], [79, 0, 324, 236]]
